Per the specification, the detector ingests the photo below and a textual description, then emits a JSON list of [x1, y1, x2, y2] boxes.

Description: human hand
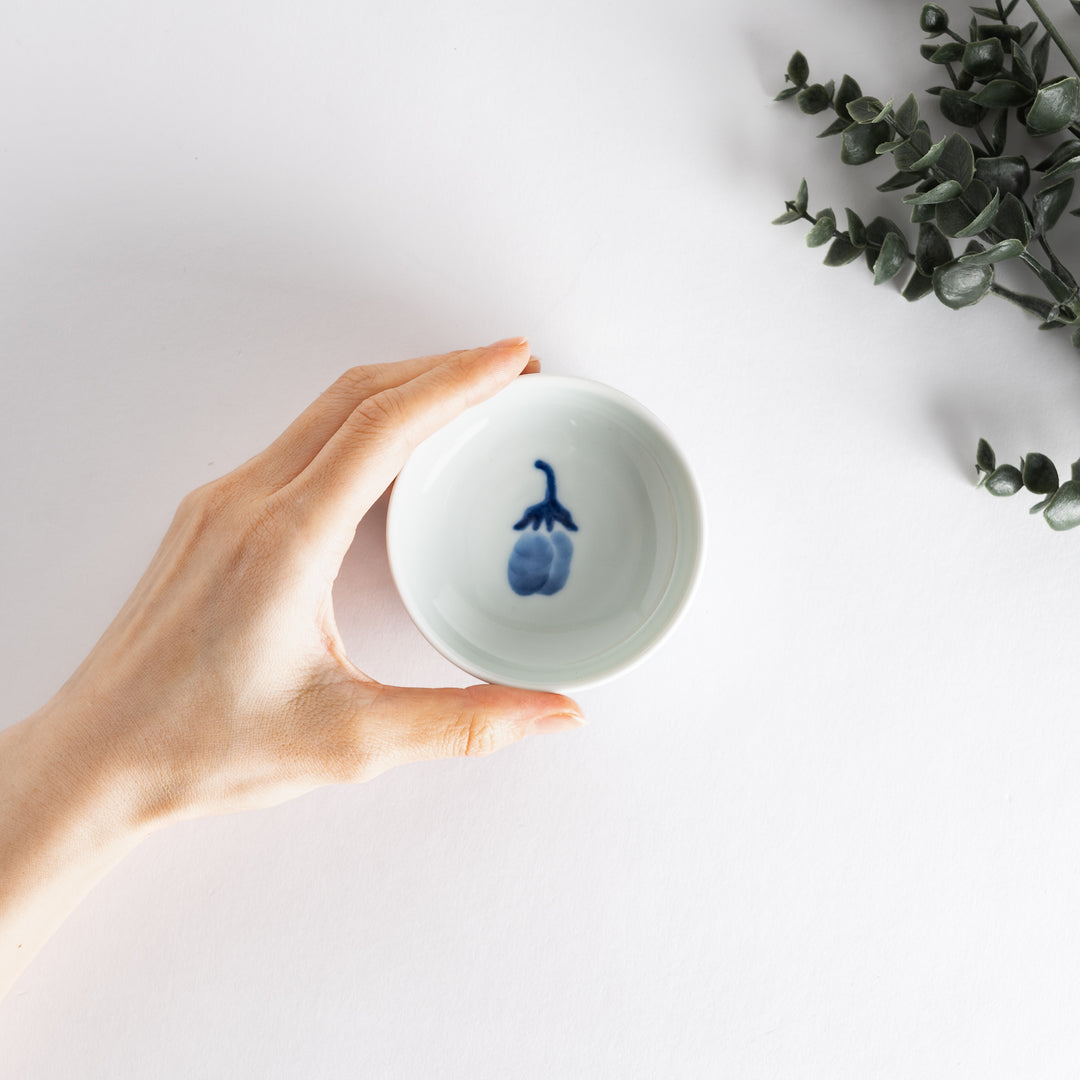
[[36, 337, 585, 825]]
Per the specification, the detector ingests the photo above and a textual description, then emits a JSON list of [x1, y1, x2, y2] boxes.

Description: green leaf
[[970, 5, 1000, 17], [1011, 41, 1037, 88], [971, 79, 1033, 108], [797, 84, 833, 115], [954, 189, 1001, 237], [840, 121, 891, 165], [864, 217, 909, 271], [920, 3, 950, 34], [873, 232, 908, 284], [933, 259, 994, 308], [834, 74, 862, 117], [805, 210, 836, 247], [875, 137, 909, 155], [905, 135, 947, 172], [1022, 452, 1060, 494], [1044, 480, 1080, 529], [1036, 139, 1080, 173], [846, 96, 890, 124], [976, 438, 996, 474], [938, 133, 976, 188], [845, 208, 867, 247], [910, 202, 938, 224], [957, 238, 1025, 264], [787, 51, 809, 86], [823, 237, 864, 266], [962, 37, 1004, 79], [938, 88, 988, 127], [772, 209, 802, 225], [988, 108, 1008, 156], [818, 116, 849, 138], [1031, 31, 1051, 84], [1026, 77, 1080, 136], [795, 179, 808, 213], [993, 192, 1032, 242], [973, 155, 1029, 198], [936, 178, 992, 237], [902, 179, 964, 205], [895, 93, 920, 133], [775, 86, 799, 101], [985, 464, 1023, 495], [1072, 456, 1080, 483], [929, 42, 966, 63], [915, 222, 953, 276], [1033, 178, 1075, 235], [877, 171, 924, 192], [902, 269, 935, 301]]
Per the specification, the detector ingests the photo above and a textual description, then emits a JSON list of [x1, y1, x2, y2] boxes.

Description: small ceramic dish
[[386, 375, 705, 691]]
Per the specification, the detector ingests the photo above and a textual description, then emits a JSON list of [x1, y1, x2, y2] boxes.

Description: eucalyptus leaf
[[937, 133, 976, 187], [935, 178, 992, 236], [864, 216, 909, 271], [895, 93, 920, 133], [902, 269, 936, 300], [957, 238, 1024, 264], [902, 179, 964, 205], [920, 3, 950, 35], [877, 171, 924, 191], [993, 192, 1031, 242], [845, 207, 867, 247], [929, 42, 966, 63], [834, 74, 863, 116], [938, 88, 987, 127], [805, 211, 837, 247], [847, 96, 887, 123], [824, 237, 864, 266], [818, 116, 850, 138], [1010, 41, 1036, 88], [915, 221, 954, 276], [954, 189, 1001, 237], [971, 79, 1033, 108], [906, 137, 948, 173], [787, 51, 809, 86], [1026, 77, 1080, 136], [795, 178, 808, 213], [933, 259, 994, 308], [1031, 31, 1050, 83], [973, 154, 1029, 198], [962, 37, 1004, 78], [1022, 452, 1060, 494], [1033, 178, 1075, 235], [840, 121, 891, 165], [873, 231, 908, 284], [772, 208, 803, 225], [1044, 481, 1080, 530], [976, 438, 996, 474], [985, 464, 1023, 495], [798, 84, 833, 115]]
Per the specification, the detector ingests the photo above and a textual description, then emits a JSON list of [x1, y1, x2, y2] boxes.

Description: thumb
[[366, 683, 585, 764]]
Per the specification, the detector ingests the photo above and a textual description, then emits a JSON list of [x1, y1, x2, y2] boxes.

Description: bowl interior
[[386, 376, 703, 690]]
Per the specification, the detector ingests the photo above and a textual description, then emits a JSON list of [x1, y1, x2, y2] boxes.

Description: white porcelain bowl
[[386, 375, 705, 691]]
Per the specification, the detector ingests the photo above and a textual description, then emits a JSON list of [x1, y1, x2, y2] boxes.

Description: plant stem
[[1025, 0, 1080, 81]]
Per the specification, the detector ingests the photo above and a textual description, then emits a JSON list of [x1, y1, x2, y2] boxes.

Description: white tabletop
[[4, 0, 1080, 1075]]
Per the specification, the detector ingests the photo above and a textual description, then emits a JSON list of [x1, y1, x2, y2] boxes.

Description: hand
[[0, 338, 584, 997], [49, 337, 585, 821]]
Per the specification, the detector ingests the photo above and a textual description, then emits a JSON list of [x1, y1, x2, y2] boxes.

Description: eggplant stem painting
[[507, 460, 577, 596]]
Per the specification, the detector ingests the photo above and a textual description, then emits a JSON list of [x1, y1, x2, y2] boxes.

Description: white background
[[4, 0, 1080, 1075]]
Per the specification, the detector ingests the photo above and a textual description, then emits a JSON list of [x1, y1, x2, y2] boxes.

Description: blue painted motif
[[508, 460, 577, 596]]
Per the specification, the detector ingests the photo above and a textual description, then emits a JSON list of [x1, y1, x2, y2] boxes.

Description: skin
[[0, 337, 584, 1001]]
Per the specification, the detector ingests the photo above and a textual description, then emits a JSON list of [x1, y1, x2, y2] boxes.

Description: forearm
[[0, 701, 156, 1000]]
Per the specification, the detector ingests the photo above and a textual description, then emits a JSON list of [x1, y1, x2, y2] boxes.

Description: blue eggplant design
[[507, 460, 577, 596]]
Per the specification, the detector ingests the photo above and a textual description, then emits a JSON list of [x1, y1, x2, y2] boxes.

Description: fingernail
[[531, 710, 586, 735], [488, 336, 528, 348]]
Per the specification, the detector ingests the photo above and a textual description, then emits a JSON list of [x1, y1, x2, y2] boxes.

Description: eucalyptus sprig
[[774, 0, 1080, 530], [775, 1, 1080, 331], [975, 438, 1080, 528]]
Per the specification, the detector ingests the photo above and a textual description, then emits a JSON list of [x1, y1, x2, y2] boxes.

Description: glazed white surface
[[4, 0, 1080, 1076], [387, 376, 704, 689]]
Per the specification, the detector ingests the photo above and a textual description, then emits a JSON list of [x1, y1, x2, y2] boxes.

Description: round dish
[[385, 375, 705, 691]]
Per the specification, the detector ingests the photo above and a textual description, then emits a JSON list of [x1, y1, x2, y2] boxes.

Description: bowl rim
[[385, 373, 707, 692]]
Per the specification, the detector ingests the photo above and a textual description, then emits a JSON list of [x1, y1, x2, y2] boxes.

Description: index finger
[[280, 338, 532, 546]]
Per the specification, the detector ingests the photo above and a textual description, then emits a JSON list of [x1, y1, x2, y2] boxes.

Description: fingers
[[281, 339, 533, 546], [360, 683, 585, 767], [250, 344, 540, 492]]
